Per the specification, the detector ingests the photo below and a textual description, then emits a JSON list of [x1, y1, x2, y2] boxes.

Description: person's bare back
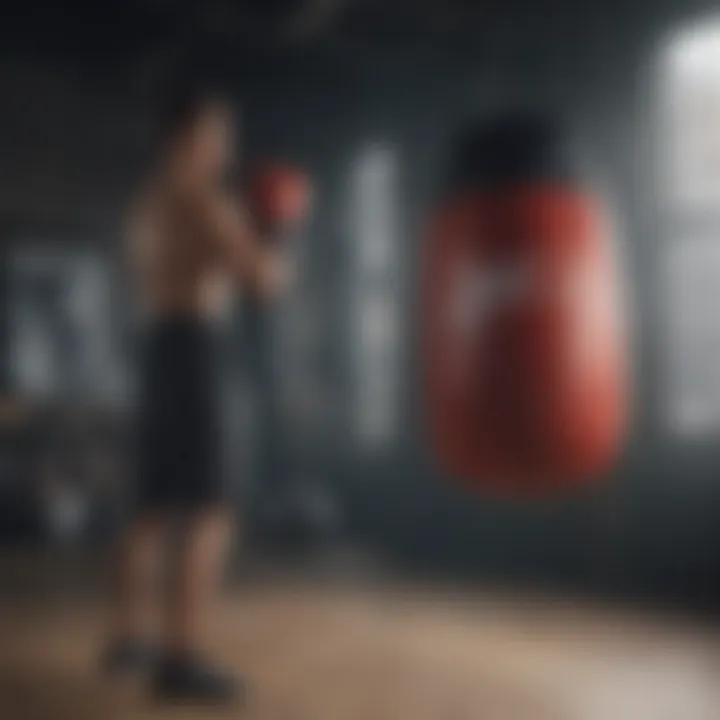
[[130, 183, 234, 321], [127, 92, 284, 324]]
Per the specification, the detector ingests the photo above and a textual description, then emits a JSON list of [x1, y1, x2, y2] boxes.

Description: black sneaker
[[102, 638, 157, 677], [152, 654, 243, 705]]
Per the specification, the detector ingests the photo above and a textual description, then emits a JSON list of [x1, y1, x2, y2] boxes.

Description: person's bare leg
[[166, 507, 231, 654], [153, 507, 239, 702], [103, 513, 167, 673]]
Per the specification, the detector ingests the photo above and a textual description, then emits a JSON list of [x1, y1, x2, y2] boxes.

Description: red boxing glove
[[248, 162, 313, 242]]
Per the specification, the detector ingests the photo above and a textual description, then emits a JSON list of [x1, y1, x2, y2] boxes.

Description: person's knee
[[120, 514, 168, 563], [181, 507, 231, 561], [132, 513, 168, 540]]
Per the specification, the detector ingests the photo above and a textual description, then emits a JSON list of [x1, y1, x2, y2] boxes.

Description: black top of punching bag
[[446, 111, 583, 192]]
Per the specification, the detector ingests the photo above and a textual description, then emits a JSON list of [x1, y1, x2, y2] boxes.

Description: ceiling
[[1, 0, 684, 66]]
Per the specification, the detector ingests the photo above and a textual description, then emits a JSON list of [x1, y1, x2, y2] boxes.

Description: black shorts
[[135, 317, 223, 511]]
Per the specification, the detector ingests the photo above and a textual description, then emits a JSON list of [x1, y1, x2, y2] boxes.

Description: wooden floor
[[1, 561, 720, 719]]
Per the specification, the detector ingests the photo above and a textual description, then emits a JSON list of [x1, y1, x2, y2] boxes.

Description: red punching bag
[[422, 115, 629, 495]]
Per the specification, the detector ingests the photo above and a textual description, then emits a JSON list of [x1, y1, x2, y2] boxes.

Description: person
[[102, 78, 285, 703]]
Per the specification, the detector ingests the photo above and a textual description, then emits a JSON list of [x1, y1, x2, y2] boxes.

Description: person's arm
[[199, 190, 286, 299]]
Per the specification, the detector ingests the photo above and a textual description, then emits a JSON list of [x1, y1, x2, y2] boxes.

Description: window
[[661, 20, 720, 435], [9, 249, 125, 404]]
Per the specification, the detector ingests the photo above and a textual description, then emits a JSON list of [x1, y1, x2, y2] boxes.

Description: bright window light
[[661, 20, 720, 436]]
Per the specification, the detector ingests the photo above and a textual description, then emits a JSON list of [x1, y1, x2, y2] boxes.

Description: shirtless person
[[103, 81, 283, 703]]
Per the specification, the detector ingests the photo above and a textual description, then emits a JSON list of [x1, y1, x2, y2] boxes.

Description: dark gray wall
[[2, 0, 720, 602]]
